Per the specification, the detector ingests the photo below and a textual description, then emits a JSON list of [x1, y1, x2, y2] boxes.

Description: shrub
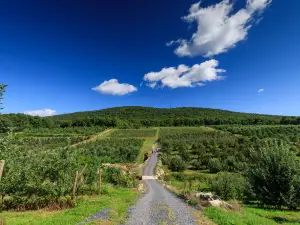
[[160, 153, 172, 167], [168, 156, 186, 172], [0, 118, 11, 133], [246, 142, 300, 209], [207, 158, 223, 173], [172, 173, 186, 181], [210, 173, 245, 201], [103, 167, 136, 188], [3, 195, 74, 210]]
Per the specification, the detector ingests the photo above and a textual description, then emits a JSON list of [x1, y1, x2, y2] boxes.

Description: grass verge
[[136, 128, 158, 164], [204, 205, 300, 225], [1, 185, 138, 225]]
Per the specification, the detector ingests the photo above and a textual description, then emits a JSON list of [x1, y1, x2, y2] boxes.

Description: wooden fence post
[[98, 168, 102, 195], [72, 171, 79, 200], [0, 160, 5, 182]]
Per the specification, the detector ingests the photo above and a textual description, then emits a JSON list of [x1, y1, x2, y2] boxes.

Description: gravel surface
[[78, 208, 111, 224], [126, 151, 198, 225]]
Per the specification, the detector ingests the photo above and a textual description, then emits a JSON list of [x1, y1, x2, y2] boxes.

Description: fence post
[[72, 171, 79, 200], [98, 168, 102, 195], [0, 160, 5, 182]]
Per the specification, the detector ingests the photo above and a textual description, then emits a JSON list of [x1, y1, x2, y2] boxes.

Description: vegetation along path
[[126, 147, 198, 225]]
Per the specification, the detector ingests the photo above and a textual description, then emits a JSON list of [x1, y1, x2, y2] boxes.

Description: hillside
[[53, 106, 276, 119], [53, 106, 285, 125], [1, 106, 300, 131]]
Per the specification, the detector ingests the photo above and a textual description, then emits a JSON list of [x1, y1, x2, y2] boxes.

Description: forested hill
[[1, 106, 300, 131], [53, 106, 277, 121], [52, 106, 295, 127]]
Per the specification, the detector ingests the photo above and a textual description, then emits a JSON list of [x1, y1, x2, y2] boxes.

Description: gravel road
[[126, 149, 198, 225]]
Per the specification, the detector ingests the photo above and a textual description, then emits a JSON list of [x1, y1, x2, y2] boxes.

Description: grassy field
[[108, 128, 157, 138], [1, 186, 138, 225], [159, 126, 216, 133], [204, 206, 300, 225]]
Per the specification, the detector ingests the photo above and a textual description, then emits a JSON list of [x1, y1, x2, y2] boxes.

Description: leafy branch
[[0, 84, 7, 110]]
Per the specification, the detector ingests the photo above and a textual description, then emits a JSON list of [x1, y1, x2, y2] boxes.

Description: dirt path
[[126, 148, 198, 225], [71, 129, 112, 147]]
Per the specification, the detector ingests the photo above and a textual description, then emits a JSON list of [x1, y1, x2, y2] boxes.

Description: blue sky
[[1, 0, 300, 116]]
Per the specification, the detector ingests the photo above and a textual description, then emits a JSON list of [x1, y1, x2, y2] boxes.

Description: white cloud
[[92, 79, 137, 96], [258, 88, 264, 92], [144, 59, 225, 89], [24, 109, 57, 117], [169, 0, 272, 57]]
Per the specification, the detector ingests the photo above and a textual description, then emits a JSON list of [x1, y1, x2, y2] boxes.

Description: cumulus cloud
[[168, 0, 272, 57], [143, 59, 225, 89], [24, 109, 57, 117], [92, 79, 137, 96], [258, 88, 264, 92]]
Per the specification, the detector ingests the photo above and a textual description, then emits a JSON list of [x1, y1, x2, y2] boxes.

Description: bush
[[172, 173, 186, 181], [103, 167, 136, 188], [168, 156, 186, 172], [246, 142, 300, 209], [210, 173, 245, 201], [3, 195, 74, 210], [160, 153, 172, 167], [207, 158, 223, 173], [0, 118, 11, 133]]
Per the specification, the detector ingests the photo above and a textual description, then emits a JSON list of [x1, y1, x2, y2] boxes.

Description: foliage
[[168, 156, 186, 172], [0, 118, 11, 133], [109, 128, 156, 138], [0, 84, 7, 110], [20, 127, 106, 137], [246, 141, 300, 209], [207, 158, 223, 173], [2, 107, 300, 133], [0, 133, 143, 210], [103, 167, 137, 188], [159, 127, 252, 172], [210, 173, 245, 201], [53, 106, 295, 126]]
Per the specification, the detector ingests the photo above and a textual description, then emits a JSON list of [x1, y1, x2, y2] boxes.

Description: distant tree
[[177, 145, 190, 162], [207, 158, 223, 173], [168, 155, 186, 172]]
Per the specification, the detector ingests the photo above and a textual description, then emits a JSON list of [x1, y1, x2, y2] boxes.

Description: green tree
[[247, 142, 300, 209], [168, 155, 186, 172], [207, 158, 223, 173], [211, 173, 245, 200]]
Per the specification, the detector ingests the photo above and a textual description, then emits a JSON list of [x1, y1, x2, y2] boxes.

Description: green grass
[[137, 137, 156, 164], [1, 186, 138, 225], [136, 128, 158, 164], [109, 128, 157, 138], [204, 206, 300, 225], [159, 126, 216, 133]]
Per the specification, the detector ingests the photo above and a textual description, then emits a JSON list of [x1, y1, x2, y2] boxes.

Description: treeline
[[2, 106, 300, 133]]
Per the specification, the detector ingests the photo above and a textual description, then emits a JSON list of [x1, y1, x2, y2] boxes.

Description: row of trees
[[0, 135, 143, 210], [4, 105, 300, 133], [159, 128, 300, 209]]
